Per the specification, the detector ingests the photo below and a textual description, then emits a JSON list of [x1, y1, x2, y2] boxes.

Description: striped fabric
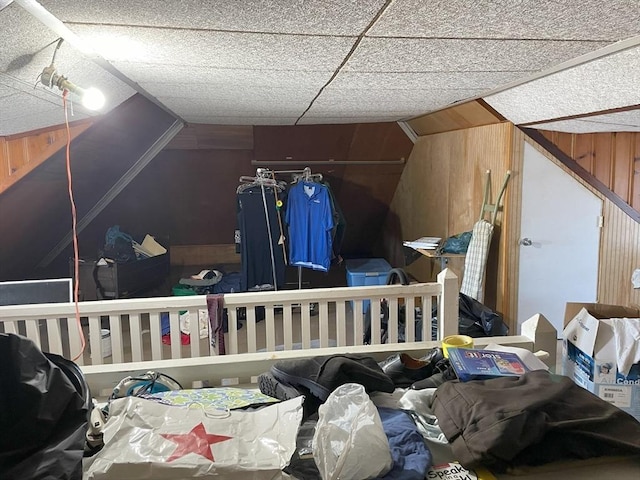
[[460, 220, 494, 301]]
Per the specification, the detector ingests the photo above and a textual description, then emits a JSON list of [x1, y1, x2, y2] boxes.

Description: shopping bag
[[84, 395, 303, 479]]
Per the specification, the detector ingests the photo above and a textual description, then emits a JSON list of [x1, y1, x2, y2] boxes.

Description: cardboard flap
[[563, 307, 600, 355], [564, 302, 640, 327]]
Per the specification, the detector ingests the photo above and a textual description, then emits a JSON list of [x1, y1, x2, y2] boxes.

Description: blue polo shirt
[[285, 181, 334, 272]]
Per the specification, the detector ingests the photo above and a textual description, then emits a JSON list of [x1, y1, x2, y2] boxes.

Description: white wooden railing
[[0, 269, 459, 367]]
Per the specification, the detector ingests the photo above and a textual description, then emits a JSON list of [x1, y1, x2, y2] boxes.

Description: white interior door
[[517, 143, 602, 337]]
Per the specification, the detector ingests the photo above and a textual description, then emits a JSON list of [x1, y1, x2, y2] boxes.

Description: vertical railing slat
[[25, 320, 41, 350], [336, 301, 347, 346], [46, 318, 64, 355], [283, 305, 293, 350], [129, 314, 143, 362], [149, 312, 162, 360], [246, 308, 257, 353], [88, 315, 103, 365], [169, 312, 181, 359], [370, 298, 381, 345], [2, 321, 18, 334], [189, 309, 201, 358], [67, 317, 84, 366], [227, 308, 238, 354], [353, 300, 363, 346], [265, 305, 276, 352], [387, 298, 399, 344], [405, 297, 416, 342], [300, 301, 311, 349], [109, 315, 124, 363], [318, 301, 329, 347]]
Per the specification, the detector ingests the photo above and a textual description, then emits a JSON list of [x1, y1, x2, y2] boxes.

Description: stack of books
[[402, 236, 441, 250]]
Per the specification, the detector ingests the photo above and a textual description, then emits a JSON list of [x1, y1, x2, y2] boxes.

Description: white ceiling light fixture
[[38, 38, 106, 111]]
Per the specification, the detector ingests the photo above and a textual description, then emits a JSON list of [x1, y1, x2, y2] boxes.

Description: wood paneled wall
[[407, 100, 505, 136], [0, 120, 93, 194], [388, 124, 640, 334], [67, 122, 412, 269], [542, 130, 640, 213], [386, 123, 514, 317]]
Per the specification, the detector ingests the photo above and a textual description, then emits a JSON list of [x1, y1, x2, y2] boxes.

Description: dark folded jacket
[[433, 370, 640, 472]]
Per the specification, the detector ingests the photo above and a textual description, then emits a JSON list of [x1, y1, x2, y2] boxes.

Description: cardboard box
[[562, 303, 640, 421]]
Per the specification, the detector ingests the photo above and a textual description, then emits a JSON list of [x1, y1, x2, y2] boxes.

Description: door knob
[[520, 238, 532, 246]]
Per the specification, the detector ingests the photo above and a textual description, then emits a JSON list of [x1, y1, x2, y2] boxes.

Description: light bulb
[[81, 87, 105, 111]]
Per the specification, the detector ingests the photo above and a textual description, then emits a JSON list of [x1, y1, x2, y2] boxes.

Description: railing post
[[437, 268, 459, 339]]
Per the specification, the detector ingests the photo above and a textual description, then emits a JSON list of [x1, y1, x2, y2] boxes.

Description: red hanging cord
[[62, 89, 86, 361]]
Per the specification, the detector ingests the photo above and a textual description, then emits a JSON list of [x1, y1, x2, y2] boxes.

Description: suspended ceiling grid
[[0, 0, 639, 136]]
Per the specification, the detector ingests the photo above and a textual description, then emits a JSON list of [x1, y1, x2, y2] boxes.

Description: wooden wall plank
[[407, 100, 504, 136], [0, 122, 92, 194], [165, 124, 254, 150], [633, 135, 640, 211], [593, 133, 613, 189], [613, 132, 633, 203], [0, 137, 8, 182], [555, 132, 574, 159], [170, 244, 240, 266], [573, 133, 594, 174]]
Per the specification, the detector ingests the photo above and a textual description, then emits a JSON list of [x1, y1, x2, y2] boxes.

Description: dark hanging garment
[[237, 185, 286, 292], [322, 181, 346, 263]]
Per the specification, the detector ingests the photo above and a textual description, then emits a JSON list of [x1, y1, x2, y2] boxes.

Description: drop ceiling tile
[[43, 0, 384, 36], [532, 110, 640, 133], [159, 96, 308, 117], [0, 94, 91, 135], [0, 83, 15, 98], [69, 25, 355, 71], [344, 37, 610, 73], [0, 91, 66, 121], [371, 0, 640, 41], [307, 86, 485, 118], [140, 82, 319, 103], [185, 116, 298, 126], [297, 116, 403, 125], [484, 47, 640, 124], [330, 70, 528, 90], [117, 63, 335, 90]]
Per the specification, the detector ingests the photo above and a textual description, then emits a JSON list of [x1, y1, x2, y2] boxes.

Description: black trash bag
[[0, 333, 89, 480], [458, 292, 508, 337], [430, 293, 509, 339]]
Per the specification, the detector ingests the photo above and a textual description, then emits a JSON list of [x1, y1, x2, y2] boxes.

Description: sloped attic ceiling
[[0, 0, 639, 136]]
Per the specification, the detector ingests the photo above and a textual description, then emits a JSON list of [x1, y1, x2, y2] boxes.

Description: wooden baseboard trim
[[170, 244, 240, 266]]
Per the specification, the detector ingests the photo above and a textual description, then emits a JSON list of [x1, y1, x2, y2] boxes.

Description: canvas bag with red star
[[84, 395, 304, 479]]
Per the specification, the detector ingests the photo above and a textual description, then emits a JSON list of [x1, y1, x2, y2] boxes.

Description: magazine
[[447, 348, 529, 382], [427, 462, 497, 479]]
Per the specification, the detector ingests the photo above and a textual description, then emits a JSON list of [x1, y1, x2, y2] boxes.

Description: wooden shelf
[[415, 248, 465, 270]]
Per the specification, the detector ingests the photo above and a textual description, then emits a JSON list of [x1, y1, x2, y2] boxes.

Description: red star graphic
[[161, 422, 232, 462]]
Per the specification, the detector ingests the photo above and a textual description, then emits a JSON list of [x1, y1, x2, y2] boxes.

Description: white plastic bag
[[83, 395, 303, 479], [312, 383, 392, 480]]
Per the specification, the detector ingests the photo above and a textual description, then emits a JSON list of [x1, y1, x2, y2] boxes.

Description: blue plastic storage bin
[[345, 258, 392, 311]]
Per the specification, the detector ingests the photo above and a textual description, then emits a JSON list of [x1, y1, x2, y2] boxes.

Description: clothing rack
[[256, 166, 323, 184], [236, 170, 287, 291], [236, 173, 284, 193], [257, 167, 325, 290]]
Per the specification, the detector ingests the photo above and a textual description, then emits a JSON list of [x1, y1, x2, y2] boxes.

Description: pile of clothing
[[257, 350, 640, 478]]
